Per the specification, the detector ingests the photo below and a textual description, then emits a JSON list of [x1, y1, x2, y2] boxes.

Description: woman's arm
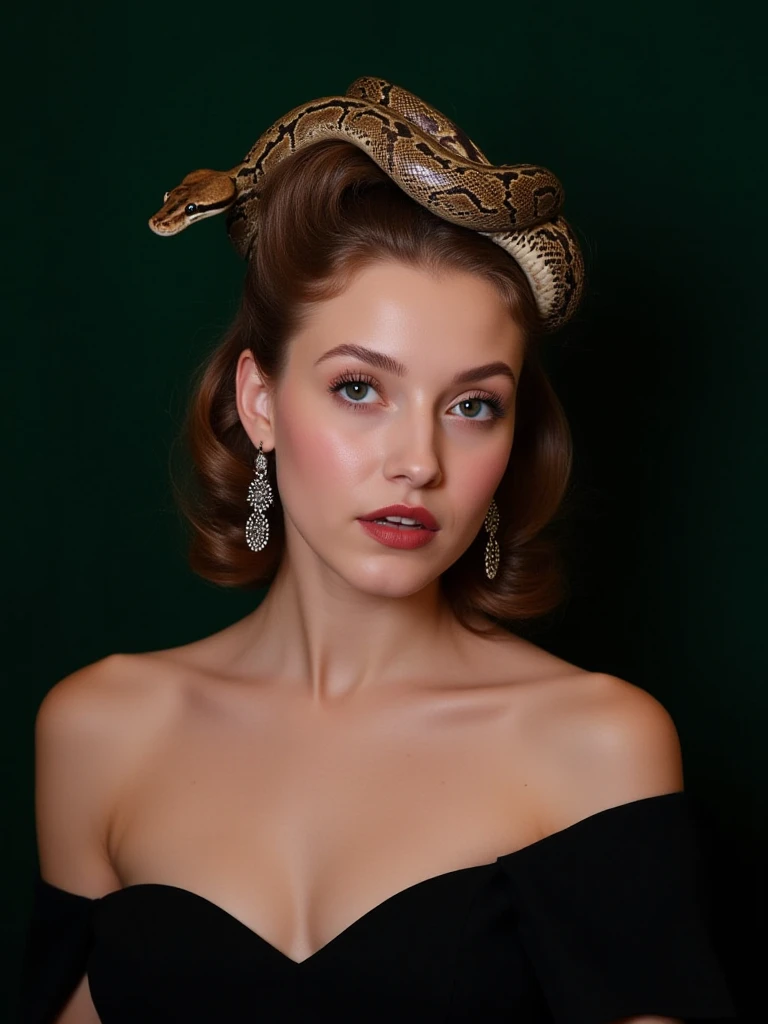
[[33, 656, 127, 1024], [538, 674, 689, 1024]]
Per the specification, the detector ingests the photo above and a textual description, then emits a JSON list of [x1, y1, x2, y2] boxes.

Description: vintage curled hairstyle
[[170, 137, 576, 637]]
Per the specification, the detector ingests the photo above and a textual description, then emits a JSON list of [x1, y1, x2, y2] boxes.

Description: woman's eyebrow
[[314, 343, 516, 387]]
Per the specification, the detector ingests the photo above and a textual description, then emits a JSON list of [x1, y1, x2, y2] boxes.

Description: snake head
[[148, 169, 237, 236]]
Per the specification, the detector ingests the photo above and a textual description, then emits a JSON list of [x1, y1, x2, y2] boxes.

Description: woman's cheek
[[469, 451, 511, 499], [452, 427, 512, 489], [274, 393, 364, 515]]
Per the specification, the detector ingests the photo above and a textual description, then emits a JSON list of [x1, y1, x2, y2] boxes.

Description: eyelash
[[326, 371, 508, 423]]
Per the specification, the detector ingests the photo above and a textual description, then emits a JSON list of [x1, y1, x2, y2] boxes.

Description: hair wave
[[171, 139, 575, 638]]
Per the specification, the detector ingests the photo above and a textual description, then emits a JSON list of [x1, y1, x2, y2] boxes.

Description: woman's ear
[[235, 348, 276, 452]]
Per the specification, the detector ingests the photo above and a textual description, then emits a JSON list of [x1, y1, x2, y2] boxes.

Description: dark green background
[[4, 1, 764, 1019]]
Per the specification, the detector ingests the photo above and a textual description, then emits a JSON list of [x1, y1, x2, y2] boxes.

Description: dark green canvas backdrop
[[4, 1, 764, 1020]]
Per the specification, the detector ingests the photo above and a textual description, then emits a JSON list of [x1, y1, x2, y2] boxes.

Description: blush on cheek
[[462, 451, 510, 513], [273, 398, 365, 525]]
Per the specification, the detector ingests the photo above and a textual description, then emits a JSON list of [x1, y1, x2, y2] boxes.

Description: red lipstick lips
[[357, 504, 440, 550], [359, 504, 440, 530]]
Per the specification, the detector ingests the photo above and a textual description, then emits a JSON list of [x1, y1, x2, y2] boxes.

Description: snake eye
[[185, 203, 197, 216]]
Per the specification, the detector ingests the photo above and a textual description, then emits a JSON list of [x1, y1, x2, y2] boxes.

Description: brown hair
[[171, 139, 574, 638]]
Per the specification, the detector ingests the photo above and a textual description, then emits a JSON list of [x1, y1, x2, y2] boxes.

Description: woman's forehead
[[293, 262, 524, 356]]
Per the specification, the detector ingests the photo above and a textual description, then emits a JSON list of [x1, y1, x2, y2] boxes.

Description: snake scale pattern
[[150, 76, 584, 330]]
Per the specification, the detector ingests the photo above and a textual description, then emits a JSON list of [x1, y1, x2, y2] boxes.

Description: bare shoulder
[[529, 668, 685, 832], [36, 651, 180, 750], [34, 652, 180, 895]]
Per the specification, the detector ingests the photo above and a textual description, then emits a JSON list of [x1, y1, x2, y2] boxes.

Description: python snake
[[149, 77, 584, 330]]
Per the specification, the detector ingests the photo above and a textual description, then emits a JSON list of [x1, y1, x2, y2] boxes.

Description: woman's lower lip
[[357, 519, 439, 549]]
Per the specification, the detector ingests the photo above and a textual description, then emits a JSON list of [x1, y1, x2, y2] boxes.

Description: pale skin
[[35, 262, 684, 1022]]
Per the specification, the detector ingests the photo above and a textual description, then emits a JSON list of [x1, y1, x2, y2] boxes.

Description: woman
[[20, 78, 736, 1023]]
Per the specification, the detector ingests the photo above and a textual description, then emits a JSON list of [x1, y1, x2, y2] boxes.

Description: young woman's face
[[240, 260, 526, 595]]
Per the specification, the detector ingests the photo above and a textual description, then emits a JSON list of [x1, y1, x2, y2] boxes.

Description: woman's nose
[[382, 411, 443, 488]]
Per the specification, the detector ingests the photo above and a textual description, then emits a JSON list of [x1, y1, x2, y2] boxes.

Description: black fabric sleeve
[[500, 791, 737, 1024], [18, 875, 96, 1024]]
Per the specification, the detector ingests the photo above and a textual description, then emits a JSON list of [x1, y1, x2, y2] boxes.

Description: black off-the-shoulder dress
[[18, 791, 737, 1023]]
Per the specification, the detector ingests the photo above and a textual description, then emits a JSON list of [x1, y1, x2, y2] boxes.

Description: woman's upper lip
[[359, 504, 440, 530]]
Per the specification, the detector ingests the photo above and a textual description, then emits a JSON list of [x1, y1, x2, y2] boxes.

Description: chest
[[108, 684, 547, 963]]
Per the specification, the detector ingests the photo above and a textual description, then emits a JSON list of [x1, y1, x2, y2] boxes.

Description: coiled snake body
[[149, 77, 583, 330]]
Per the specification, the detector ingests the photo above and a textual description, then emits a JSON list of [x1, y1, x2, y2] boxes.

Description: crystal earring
[[484, 496, 500, 580], [245, 441, 274, 553]]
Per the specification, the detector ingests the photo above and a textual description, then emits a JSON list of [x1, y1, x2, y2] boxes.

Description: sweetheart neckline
[[96, 861, 494, 966], [43, 789, 685, 967]]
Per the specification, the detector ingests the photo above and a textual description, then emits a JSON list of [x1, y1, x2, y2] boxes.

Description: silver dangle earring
[[484, 496, 500, 580], [245, 441, 274, 553]]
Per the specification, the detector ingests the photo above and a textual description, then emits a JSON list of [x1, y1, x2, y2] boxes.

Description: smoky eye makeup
[[325, 370, 509, 422]]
